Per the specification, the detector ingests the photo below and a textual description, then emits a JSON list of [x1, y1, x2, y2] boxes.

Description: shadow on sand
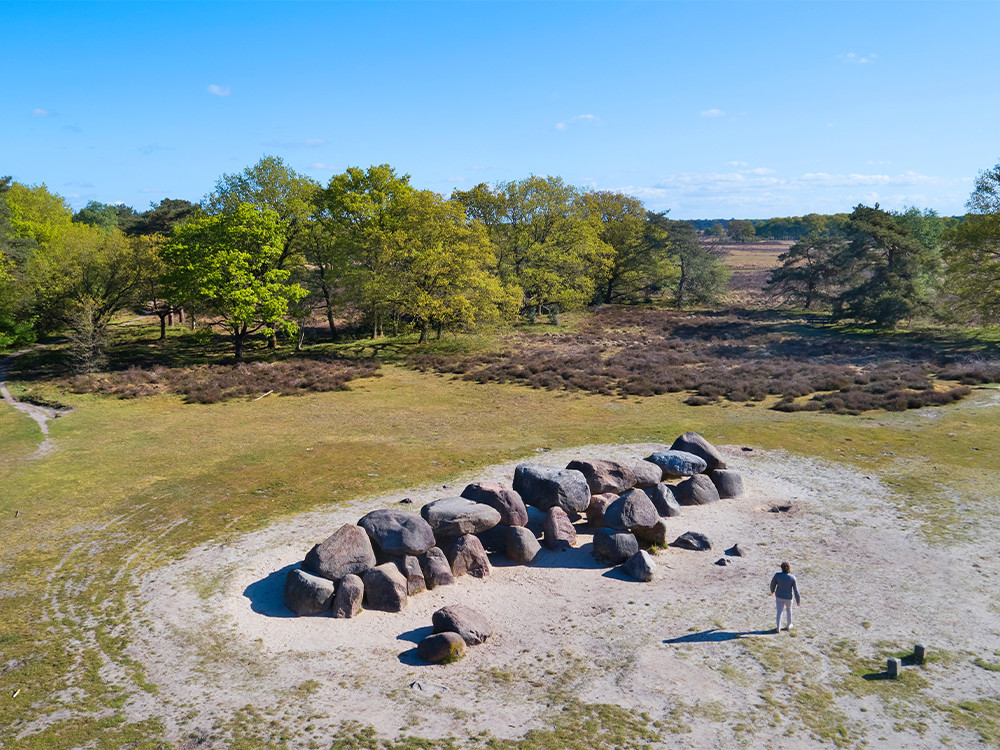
[[663, 627, 775, 644], [242, 563, 299, 618]]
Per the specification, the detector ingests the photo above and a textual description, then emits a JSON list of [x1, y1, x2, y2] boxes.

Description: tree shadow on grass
[[243, 563, 298, 618], [663, 627, 775, 644]]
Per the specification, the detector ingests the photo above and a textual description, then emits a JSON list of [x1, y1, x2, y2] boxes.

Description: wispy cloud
[[726, 161, 748, 167], [617, 169, 964, 217], [262, 138, 325, 148], [839, 52, 878, 64], [700, 108, 725, 117], [32, 108, 51, 117], [555, 113, 602, 131], [207, 84, 231, 97], [139, 143, 174, 155]]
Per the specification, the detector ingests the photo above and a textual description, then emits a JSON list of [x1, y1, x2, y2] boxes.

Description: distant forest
[[2, 158, 999, 371]]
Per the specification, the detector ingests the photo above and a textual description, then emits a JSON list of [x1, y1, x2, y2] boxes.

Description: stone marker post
[[914, 643, 926, 664], [887, 657, 901, 678]]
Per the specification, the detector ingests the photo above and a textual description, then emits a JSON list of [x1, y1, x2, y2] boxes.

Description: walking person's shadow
[[663, 627, 774, 644]]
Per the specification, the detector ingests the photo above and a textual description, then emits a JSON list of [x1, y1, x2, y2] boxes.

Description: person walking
[[769, 561, 801, 632]]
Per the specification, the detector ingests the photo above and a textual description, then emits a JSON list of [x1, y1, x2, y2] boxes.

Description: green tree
[[943, 161, 1000, 324], [5, 181, 72, 261], [162, 204, 306, 360], [73, 201, 139, 233], [832, 204, 940, 327], [578, 191, 675, 304], [665, 220, 731, 308], [396, 191, 518, 342], [128, 198, 202, 236], [314, 164, 414, 338], [765, 234, 843, 309], [26, 223, 156, 333], [453, 176, 611, 318]]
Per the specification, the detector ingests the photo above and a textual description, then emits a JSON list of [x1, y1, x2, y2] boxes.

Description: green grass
[[2, 317, 1000, 747]]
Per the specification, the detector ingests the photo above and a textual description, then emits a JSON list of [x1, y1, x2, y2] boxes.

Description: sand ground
[[130, 443, 1000, 748]]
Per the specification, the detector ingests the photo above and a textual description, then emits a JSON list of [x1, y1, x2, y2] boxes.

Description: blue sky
[[3, 1, 998, 219]]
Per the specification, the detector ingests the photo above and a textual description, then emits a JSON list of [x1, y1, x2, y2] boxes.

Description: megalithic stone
[[914, 643, 926, 664]]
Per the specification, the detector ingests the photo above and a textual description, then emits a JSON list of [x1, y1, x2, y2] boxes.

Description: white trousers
[[776, 597, 793, 630]]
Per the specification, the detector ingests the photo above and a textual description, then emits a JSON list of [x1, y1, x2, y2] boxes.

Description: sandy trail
[[0, 344, 68, 459], [130, 442, 1000, 748]]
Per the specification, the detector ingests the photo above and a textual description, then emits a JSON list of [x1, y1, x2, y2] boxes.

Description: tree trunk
[[419, 321, 428, 344], [167, 311, 174, 326], [158, 314, 167, 340], [295, 329, 305, 352], [268, 330, 278, 349], [325, 305, 338, 341], [234, 335, 244, 362], [436, 321, 442, 340], [178, 308, 185, 323]]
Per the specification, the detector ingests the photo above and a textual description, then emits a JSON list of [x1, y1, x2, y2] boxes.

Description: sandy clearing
[[131, 443, 1000, 748]]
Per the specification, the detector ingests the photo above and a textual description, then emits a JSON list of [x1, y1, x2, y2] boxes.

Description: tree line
[[764, 166, 1000, 329], [0, 158, 731, 364]]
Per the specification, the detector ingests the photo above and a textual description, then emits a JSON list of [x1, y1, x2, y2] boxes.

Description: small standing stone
[[447, 534, 491, 578], [421, 546, 455, 589], [914, 643, 926, 664], [506, 525, 542, 565], [331, 573, 363, 618], [623, 550, 656, 582], [887, 657, 901, 678], [543, 506, 577, 551]]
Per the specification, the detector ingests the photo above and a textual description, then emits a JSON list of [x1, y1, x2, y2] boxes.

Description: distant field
[[704, 238, 791, 304]]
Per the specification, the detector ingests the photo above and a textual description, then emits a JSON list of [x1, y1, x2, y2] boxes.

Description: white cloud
[[207, 84, 231, 97], [262, 138, 325, 148], [839, 52, 878, 64], [726, 161, 748, 167], [32, 108, 50, 117], [745, 167, 776, 175], [700, 108, 724, 117], [555, 113, 602, 131]]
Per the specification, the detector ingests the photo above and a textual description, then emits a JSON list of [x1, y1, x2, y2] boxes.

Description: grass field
[[2, 315, 1000, 748]]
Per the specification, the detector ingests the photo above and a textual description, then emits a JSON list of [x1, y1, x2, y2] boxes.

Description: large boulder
[[674, 474, 721, 506], [302, 524, 376, 582], [566, 459, 636, 495], [633, 518, 670, 546], [432, 604, 493, 645], [604, 489, 659, 531], [513, 463, 591, 513], [361, 563, 409, 612], [592, 528, 639, 565], [284, 568, 335, 616], [672, 531, 712, 551], [645, 450, 708, 479], [447, 534, 491, 578], [709, 469, 745, 499], [420, 547, 455, 589], [670, 431, 727, 472], [543, 507, 577, 551], [628, 459, 664, 489], [358, 509, 436, 558], [396, 555, 426, 596], [644, 484, 682, 517], [585, 492, 618, 528], [623, 550, 656, 582], [420, 497, 501, 540], [417, 632, 466, 663], [506, 525, 541, 564], [331, 573, 363, 618], [460, 482, 529, 527]]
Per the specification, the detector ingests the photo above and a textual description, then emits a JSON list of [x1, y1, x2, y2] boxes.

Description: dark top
[[770, 572, 800, 603]]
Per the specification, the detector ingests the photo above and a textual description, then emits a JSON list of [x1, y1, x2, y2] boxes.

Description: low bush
[[407, 308, 1000, 414], [69, 358, 382, 403]]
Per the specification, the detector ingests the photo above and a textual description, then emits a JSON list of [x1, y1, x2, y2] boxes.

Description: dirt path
[[0, 344, 69, 459]]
